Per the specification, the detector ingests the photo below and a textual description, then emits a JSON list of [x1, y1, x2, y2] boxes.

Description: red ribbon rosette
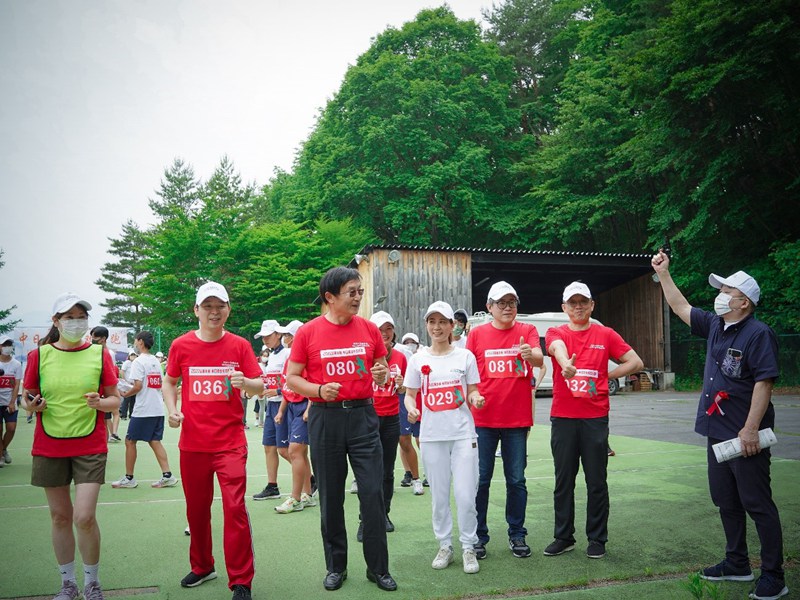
[[706, 391, 728, 416], [420, 365, 431, 400]]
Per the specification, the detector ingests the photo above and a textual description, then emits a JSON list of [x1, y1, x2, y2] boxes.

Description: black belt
[[311, 398, 374, 409]]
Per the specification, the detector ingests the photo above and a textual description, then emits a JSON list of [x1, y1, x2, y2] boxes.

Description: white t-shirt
[[129, 353, 166, 418], [121, 359, 135, 382], [0, 358, 22, 406], [264, 346, 290, 402], [406, 346, 480, 442], [453, 335, 467, 349]]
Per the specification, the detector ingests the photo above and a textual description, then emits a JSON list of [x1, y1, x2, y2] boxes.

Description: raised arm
[[651, 250, 692, 326]]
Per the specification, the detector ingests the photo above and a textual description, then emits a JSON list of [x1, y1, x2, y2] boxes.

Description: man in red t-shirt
[[286, 267, 396, 593], [543, 282, 642, 560], [162, 282, 264, 600], [466, 281, 543, 560]]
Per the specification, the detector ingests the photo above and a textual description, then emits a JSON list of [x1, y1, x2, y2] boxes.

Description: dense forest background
[[86, 0, 798, 352]]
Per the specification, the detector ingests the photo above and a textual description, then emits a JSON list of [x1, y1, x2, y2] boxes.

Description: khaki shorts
[[31, 453, 107, 487]]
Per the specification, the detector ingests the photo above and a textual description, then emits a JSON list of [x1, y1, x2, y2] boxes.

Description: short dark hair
[[454, 310, 469, 324], [91, 326, 109, 338], [319, 267, 361, 302], [135, 331, 154, 349]]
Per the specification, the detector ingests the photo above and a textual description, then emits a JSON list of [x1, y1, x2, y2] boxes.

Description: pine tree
[[0, 250, 20, 334], [95, 220, 150, 328], [148, 158, 200, 220]]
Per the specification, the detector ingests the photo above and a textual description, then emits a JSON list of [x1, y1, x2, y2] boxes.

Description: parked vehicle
[[467, 312, 625, 395]]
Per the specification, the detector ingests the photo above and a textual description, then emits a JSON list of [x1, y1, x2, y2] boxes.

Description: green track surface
[[1, 420, 797, 599]]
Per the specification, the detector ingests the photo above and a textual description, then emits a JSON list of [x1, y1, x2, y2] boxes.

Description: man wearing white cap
[[466, 280, 543, 560], [252, 319, 290, 501], [543, 282, 642, 560], [0, 335, 22, 466], [652, 252, 787, 600], [162, 281, 264, 600]]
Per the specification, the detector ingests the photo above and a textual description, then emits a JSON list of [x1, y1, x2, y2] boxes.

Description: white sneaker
[[152, 475, 178, 488], [3, 449, 11, 464], [463, 548, 480, 574], [412, 479, 424, 495], [432, 545, 454, 569], [184, 526, 190, 536], [111, 475, 137, 488], [301, 492, 316, 507], [495, 447, 502, 457], [274, 497, 304, 513], [350, 479, 358, 494]]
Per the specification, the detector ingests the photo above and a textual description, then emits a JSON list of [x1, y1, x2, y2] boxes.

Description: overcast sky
[[0, 0, 490, 326]]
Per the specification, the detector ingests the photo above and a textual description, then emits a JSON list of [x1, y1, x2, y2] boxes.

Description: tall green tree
[[95, 220, 151, 329], [0, 250, 20, 334], [283, 7, 523, 246], [148, 158, 200, 220]]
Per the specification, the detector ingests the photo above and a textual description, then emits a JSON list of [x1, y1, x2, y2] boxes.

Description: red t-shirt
[[24, 343, 119, 458], [372, 348, 407, 417], [166, 331, 262, 452], [281, 358, 306, 404], [289, 315, 387, 401], [466, 321, 539, 428], [546, 324, 631, 418]]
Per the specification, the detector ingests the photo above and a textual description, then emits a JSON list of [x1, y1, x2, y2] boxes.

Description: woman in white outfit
[[404, 301, 485, 574]]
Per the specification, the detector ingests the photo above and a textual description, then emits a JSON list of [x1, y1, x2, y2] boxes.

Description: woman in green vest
[[23, 293, 120, 600]]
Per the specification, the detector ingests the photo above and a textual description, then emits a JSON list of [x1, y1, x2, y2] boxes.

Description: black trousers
[[120, 394, 135, 418], [379, 415, 400, 514], [707, 439, 784, 577], [309, 403, 388, 575], [550, 416, 609, 543]]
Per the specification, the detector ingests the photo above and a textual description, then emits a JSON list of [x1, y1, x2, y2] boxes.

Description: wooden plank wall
[[593, 273, 665, 370], [359, 249, 472, 343]]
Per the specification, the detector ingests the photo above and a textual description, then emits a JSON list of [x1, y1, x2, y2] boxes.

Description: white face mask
[[59, 318, 89, 343], [1, 346, 13, 356], [714, 292, 733, 316]]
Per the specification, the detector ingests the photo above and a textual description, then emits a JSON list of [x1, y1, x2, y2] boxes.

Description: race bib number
[[188, 367, 232, 402], [262, 368, 283, 390], [373, 364, 400, 397], [0, 376, 14, 389], [566, 369, 599, 399], [423, 379, 466, 412], [485, 348, 528, 379], [146, 373, 162, 389], [320, 347, 368, 383]]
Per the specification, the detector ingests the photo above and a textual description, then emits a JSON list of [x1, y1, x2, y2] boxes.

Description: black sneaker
[[400, 471, 412, 487], [180, 570, 217, 588], [385, 516, 395, 532], [253, 484, 280, 500], [749, 573, 789, 599], [357, 521, 364, 543], [700, 560, 754, 582], [544, 539, 576, 556], [474, 542, 487, 560], [587, 540, 606, 559], [422, 478, 429, 487], [231, 584, 251, 600], [509, 537, 531, 558], [111, 433, 122, 441], [310, 474, 318, 496]]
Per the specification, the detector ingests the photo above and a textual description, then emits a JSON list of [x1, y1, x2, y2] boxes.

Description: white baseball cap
[[52, 292, 92, 316], [709, 271, 760, 305], [254, 319, 280, 339], [369, 311, 395, 328], [196, 281, 229, 305], [562, 281, 592, 303], [276, 319, 303, 336], [402, 333, 420, 345], [155, 351, 164, 358], [487, 281, 519, 302], [424, 301, 455, 321]]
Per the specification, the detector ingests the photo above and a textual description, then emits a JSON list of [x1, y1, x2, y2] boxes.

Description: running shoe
[[3, 449, 11, 464], [180, 570, 217, 588], [110, 433, 122, 442], [350, 479, 358, 494], [432, 546, 454, 569], [412, 479, 424, 495], [83, 580, 105, 600], [52, 580, 80, 600], [111, 476, 138, 489], [152, 475, 178, 488], [400, 471, 412, 487], [253, 484, 280, 500], [463, 549, 480, 574], [231, 584, 252, 600], [274, 497, 304, 513], [301, 492, 316, 507]]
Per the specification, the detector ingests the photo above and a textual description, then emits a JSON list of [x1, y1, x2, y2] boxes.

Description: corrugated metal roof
[[360, 243, 652, 259]]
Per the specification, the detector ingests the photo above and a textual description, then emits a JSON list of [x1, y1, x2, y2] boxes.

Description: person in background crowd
[[162, 282, 264, 600], [405, 301, 485, 575], [23, 293, 120, 600], [0, 335, 22, 467], [452, 309, 469, 349], [90, 327, 121, 443], [652, 252, 788, 600], [119, 350, 138, 420], [111, 331, 177, 490]]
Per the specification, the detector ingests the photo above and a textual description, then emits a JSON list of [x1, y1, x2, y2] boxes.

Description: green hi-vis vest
[[39, 344, 103, 439]]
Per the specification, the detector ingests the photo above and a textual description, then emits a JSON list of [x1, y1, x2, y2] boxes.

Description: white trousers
[[422, 438, 479, 550]]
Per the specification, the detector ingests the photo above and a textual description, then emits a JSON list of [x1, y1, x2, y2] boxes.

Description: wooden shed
[[348, 244, 669, 374]]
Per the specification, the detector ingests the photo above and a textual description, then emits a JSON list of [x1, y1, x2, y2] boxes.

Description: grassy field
[[1, 418, 797, 600]]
